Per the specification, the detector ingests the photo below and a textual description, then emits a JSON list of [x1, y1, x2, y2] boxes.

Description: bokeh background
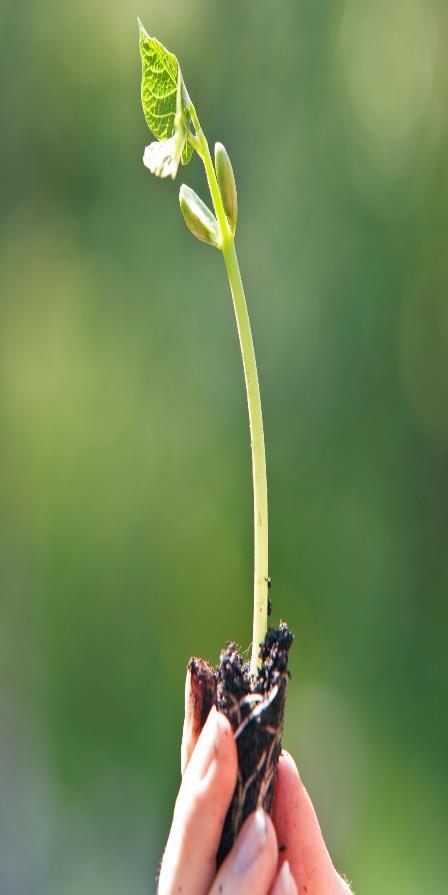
[[1, 0, 447, 891]]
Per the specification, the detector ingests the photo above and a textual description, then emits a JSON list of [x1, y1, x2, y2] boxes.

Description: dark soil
[[188, 622, 293, 868]]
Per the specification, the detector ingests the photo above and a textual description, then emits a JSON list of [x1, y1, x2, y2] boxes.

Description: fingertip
[[274, 750, 302, 833], [201, 709, 237, 796], [186, 706, 237, 805], [227, 807, 278, 870], [210, 808, 278, 894], [215, 706, 233, 735], [278, 749, 301, 783], [181, 657, 217, 775], [274, 751, 338, 891], [215, 708, 236, 749], [166, 708, 238, 894]]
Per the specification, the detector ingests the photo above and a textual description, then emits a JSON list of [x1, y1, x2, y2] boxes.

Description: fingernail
[[277, 860, 296, 894], [233, 809, 268, 874]]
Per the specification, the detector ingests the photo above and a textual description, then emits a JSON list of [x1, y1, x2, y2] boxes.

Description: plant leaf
[[138, 20, 193, 166]]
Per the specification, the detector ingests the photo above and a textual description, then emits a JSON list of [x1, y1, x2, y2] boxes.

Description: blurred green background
[[1, 0, 447, 891]]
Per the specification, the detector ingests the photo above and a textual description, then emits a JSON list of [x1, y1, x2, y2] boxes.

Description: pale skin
[[158, 672, 353, 895]]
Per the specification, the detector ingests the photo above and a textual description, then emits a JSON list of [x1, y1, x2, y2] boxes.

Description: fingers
[[158, 706, 237, 895], [273, 751, 352, 894], [208, 808, 279, 895]]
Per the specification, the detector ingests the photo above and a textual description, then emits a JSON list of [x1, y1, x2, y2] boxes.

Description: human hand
[[157, 671, 353, 894]]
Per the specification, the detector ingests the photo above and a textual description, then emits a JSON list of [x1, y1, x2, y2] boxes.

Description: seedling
[[138, 21, 269, 673], [138, 21, 293, 862]]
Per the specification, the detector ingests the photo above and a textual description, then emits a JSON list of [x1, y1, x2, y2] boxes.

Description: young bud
[[179, 184, 220, 248], [215, 142, 238, 234]]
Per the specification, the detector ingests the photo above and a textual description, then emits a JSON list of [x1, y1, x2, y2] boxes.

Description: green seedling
[[139, 22, 268, 674]]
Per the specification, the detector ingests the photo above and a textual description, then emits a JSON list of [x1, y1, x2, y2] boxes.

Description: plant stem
[[191, 118, 269, 674], [221, 238, 269, 676]]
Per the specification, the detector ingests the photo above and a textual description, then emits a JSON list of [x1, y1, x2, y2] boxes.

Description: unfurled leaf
[[138, 20, 193, 168], [179, 185, 220, 248], [215, 143, 238, 234]]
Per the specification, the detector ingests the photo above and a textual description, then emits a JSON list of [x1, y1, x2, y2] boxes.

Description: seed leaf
[[138, 20, 192, 166]]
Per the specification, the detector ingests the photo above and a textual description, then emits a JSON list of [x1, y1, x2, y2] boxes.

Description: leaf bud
[[179, 185, 220, 248], [215, 142, 238, 234]]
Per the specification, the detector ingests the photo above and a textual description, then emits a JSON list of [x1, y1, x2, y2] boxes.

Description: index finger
[[159, 707, 238, 895]]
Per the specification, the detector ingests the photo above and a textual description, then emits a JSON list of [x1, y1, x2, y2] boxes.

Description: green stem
[[192, 120, 269, 674], [221, 239, 269, 675]]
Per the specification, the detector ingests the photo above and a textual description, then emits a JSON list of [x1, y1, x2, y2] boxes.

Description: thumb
[[273, 750, 353, 894]]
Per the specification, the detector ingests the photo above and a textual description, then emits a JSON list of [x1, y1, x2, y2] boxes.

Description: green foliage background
[[1, 1, 447, 891]]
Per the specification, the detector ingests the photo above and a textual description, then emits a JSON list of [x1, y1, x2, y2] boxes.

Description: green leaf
[[138, 20, 192, 166]]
